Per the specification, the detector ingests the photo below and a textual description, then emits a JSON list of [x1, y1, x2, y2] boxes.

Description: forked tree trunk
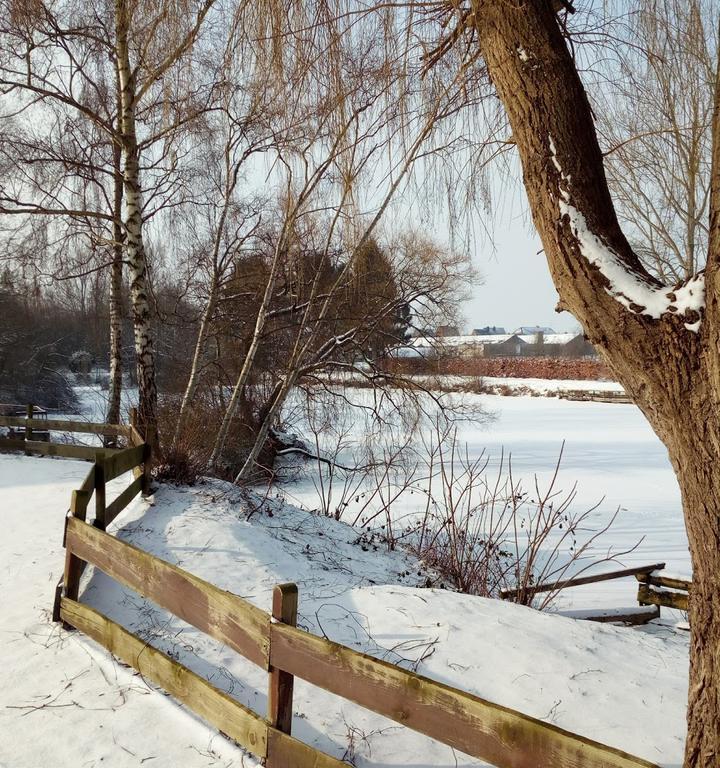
[[115, 0, 158, 444], [470, 2, 719, 764]]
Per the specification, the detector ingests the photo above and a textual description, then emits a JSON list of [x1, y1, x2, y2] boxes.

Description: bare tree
[[0, 0, 218, 440], [408, 1, 720, 763], [599, 0, 717, 282]]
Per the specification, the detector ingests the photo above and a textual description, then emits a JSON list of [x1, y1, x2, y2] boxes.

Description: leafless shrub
[[407, 420, 639, 608], [155, 400, 221, 485]]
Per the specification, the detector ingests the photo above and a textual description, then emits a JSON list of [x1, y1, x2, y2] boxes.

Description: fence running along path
[[500, 563, 691, 623], [45, 456, 661, 768], [0, 404, 152, 618], [1, 404, 664, 767]]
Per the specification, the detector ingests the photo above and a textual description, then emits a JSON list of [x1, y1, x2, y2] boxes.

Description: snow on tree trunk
[[469, 3, 716, 764]]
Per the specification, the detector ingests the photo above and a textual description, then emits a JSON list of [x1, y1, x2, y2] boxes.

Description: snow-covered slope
[[0, 454, 242, 768], [1, 453, 688, 767]]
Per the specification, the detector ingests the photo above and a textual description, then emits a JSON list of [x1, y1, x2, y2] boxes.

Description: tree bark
[[470, 2, 718, 764], [172, 284, 216, 449], [106, 133, 124, 432], [115, 0, 158, 444]]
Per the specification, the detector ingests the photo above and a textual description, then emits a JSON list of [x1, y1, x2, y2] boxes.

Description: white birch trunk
[[115, 0, 158, 441], [106, 133, 124, 433]]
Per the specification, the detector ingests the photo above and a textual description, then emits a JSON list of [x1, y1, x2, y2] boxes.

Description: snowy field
[[0, 453, 688, 766], [0, 384, 692, 766]]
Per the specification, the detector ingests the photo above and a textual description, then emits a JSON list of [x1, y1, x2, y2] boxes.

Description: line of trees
[[0, 0, 473, 475]]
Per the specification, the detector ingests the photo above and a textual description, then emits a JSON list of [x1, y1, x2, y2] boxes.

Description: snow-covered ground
[[0, 455, 243, 767], [0, 453, 688, 766]]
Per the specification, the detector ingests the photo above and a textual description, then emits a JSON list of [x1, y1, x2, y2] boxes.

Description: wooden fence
[[1, 403, 134, 459], [557, 389, 632, 404], [0, 405, 150, 624], [54, 468, 661, 768], [500, 562, 691, 623], [636, 570, 690, 612], [0, 406, 151, 515]]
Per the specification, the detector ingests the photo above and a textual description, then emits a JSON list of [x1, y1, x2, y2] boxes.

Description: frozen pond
[[281, 390, 688, 610]]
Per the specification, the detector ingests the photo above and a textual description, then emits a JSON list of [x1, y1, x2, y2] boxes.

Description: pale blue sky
[[465, 220, 577, 334], [459, 180, 578, 334]]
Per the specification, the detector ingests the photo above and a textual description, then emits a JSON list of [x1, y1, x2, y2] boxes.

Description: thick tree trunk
[[673, 438, 720, 766], [469, 2, 719, 764], [115, 0, 158, 444]]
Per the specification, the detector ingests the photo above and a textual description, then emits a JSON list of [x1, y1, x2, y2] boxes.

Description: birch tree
[[0, 0, 219, 440]]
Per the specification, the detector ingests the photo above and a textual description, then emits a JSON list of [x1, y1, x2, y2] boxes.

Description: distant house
[[482, 334, 526, 357], [411, 333, 527, 358], [472, 326, 506, 336], [409, 330, 597, 359], [561, 333, 596, 358]]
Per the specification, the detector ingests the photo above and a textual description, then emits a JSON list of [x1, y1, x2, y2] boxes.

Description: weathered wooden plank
[[636, 573, 691, 592], [637, 584, 688, 612], [0, 438, 106, 461], [129, 425, 145, 447], [104, 476, 143, 526], [65, 517, 270, 667], [500, 563, 666, 600], [266, 729, 348, 768], [79, 466, 96, 495], [60, 598, 268, 758], [0, 437, 31, 452], [564, 606, 661, 626], [0, 416, 130, 437], [104, 444, 146, 482], [270, 624, 659, 768]]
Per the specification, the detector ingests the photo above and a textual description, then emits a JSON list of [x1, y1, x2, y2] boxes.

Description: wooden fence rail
[[57, 512, 661, 768], [26, 412, 154, 623], [0, 415, 131, 437], [0, 405, 135, 462], [500, 563, 691, 622], [636, 571, 690, 612]]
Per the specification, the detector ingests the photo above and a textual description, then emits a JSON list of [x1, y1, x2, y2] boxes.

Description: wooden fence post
[[94, 454, 106, 530], [54, 489, 92, 625], [267, 582, 298, 759], [25, 403, 33, 453]]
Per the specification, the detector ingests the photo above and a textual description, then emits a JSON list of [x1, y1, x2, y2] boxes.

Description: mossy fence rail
[[1, 408, 660, 768]]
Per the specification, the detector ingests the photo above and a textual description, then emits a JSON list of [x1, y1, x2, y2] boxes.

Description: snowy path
[[1, 452, 689, 767], [0, 454, 246, 768]]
